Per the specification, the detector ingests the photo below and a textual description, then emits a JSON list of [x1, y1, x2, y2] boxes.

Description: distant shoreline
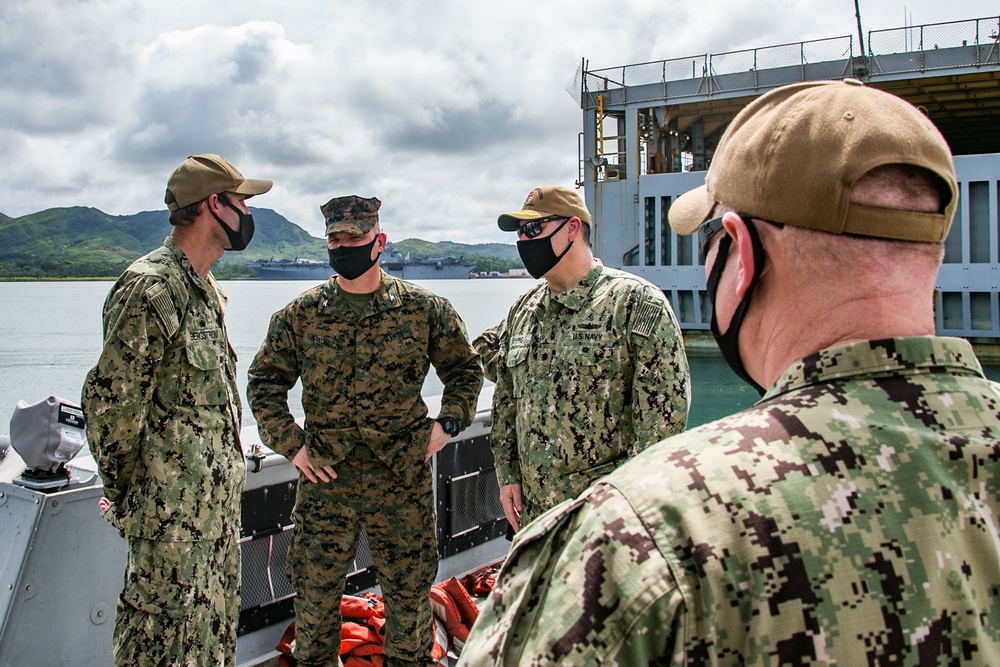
[[0, 277, 118, 282]]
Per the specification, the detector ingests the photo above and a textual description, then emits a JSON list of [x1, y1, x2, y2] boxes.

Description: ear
[[722, 212, 757, 300], [566, 217, 582, 241], [205, 193, 223, 215]]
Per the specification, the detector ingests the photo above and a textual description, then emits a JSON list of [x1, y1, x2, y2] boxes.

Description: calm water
[[4, 279, 991, 436], [0, 279, 529, 433]]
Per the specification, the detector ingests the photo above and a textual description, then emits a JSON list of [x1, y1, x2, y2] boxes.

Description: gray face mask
[[213, 193, 255, 251]]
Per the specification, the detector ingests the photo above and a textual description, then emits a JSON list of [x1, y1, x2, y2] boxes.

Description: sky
[[0, 0, 990, 243]]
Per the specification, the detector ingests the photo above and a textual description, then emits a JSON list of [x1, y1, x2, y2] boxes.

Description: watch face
[[440, 418, 458, 436]]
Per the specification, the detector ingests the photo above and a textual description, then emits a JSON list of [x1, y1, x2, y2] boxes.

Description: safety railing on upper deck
[[570, 15, 1000, 109], [868, 17, 1000, 74]]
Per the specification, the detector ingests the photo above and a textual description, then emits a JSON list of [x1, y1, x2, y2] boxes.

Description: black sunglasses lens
[[520, 220, 542, 238]]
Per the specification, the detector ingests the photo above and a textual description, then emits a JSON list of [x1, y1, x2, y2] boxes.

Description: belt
[[348, 444, 375, 460]]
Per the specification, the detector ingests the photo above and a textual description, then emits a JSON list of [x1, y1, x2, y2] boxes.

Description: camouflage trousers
[[113, 522, 240, 667], [288, 455, 438, 666]]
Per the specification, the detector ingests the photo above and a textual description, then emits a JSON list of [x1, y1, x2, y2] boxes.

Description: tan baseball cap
[[164, 154, 272, 212], [498, 186, 592, 231], [668, 79, 957, 243]]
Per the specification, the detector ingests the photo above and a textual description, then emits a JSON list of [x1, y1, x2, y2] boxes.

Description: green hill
[[0, 207, 520, 279]]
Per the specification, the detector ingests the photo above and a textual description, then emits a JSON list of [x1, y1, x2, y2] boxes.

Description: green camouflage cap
[[164, 154, 272, 212], [321, 195, 381, 235]]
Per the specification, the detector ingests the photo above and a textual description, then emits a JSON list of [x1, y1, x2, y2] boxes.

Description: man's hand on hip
[[292, 445, 337, 483], [425, 421, 452, 461]]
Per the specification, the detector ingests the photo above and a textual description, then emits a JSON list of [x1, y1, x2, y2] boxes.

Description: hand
[[98, 497, 111, 512], [424, 421, 451, 461], [292, 446, 337, 483], [499, 483, 523, 533]]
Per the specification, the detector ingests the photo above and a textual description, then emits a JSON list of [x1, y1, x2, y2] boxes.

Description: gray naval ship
[[0, 391, 507, 666], [247, 251, 476, 281]]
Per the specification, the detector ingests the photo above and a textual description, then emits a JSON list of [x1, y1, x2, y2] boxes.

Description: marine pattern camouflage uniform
[[459, 337, 1000, 666], [472, 318, 506, 383], [247, 271, 482, 666], [82, 237, 245, 667], [490, 261, 689, 526]]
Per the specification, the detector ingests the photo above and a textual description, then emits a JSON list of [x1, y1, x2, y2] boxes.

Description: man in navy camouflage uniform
[[459, 80, 1000, 664], [247, 195, 483, 667], [484, 185, 689, 532], [83, 154, 271, 666]]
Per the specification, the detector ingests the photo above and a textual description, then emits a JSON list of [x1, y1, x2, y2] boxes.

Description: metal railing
[[869, 16, 1000, 74], [574, 15, 1000, 109]]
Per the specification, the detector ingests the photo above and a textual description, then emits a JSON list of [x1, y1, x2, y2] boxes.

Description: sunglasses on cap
[[517, 215, 568, 239]]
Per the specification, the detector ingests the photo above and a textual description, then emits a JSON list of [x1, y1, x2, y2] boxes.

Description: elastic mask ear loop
[[707, 218, 767, 395], [212, 193, 255, 251], [548, 217, 575, 262]]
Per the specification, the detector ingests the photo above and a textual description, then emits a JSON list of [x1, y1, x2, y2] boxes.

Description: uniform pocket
[[121, 573, 193, 619], [505, 344, 530, 398], [567, 341, 615, 371], [184, 340, 228, 405]]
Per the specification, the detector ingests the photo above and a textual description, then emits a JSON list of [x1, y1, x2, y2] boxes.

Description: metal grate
[[448, 471, 504, 538], [239, 522, 377, 614], [239, 527, 295, 611], [351, 523, 373, 572]]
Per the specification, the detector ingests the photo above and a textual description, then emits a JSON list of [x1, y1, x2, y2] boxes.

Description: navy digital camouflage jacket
[[83, 238, 244, 542], [461, 336, 1000, 665]]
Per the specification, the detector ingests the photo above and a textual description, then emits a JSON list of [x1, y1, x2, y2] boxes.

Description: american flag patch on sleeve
[[630, 299, 663, 338], [147, 283, 180, 339]]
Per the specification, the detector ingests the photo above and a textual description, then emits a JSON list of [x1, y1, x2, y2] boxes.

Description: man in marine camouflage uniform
[[471, 318, 505, 383], [484, 185, 689, 532], [247, 195, 482, 667], [459, 80, 1000, 664], [83, 154, 271, 666]]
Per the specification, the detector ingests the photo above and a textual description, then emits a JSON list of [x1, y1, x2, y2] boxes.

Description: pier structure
[[576, 16, 1000, 340]]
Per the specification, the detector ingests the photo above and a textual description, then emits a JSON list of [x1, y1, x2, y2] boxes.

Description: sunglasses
[[517, 216, 568, 239], [697, 212, 784, 263], [697, 216, 729, 264]]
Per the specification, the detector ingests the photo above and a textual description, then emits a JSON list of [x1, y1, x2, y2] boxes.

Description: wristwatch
[[436, 417, 460, 437]]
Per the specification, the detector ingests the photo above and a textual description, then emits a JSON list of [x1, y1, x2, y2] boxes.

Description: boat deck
[[0, 390, 509, 667]]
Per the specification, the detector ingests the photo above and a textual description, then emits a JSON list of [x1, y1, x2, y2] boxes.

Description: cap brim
[[234, 178, 273, 198], [498, 210, 545, 231], [668, 185, 714, 235], [325, 221, 372, 235]]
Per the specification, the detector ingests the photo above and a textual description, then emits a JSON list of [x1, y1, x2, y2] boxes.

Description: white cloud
[[0, 0, 991, 242]]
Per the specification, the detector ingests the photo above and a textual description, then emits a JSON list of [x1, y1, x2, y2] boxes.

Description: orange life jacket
[[275, 579, 485, 666]]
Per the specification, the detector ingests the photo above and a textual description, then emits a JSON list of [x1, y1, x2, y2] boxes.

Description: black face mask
[[706, 220, 767, 396], [516, 217, 573, 279], [328, 236, 381, 280], [213, 193, 255, 251]]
